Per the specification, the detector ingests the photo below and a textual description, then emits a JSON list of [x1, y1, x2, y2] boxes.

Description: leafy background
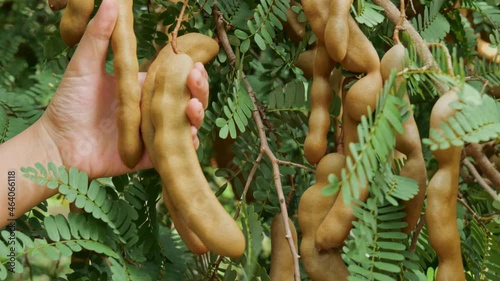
[[0, 0, 499, 280]]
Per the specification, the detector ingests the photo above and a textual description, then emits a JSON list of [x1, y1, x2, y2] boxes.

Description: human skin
[[0, 0, 210, 229]]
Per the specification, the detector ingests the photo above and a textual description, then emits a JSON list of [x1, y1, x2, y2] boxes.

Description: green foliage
[[1, 0, 500, 280]]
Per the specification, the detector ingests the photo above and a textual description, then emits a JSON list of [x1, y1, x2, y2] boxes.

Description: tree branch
[[463, 158, 498, 199], [465, 143, 500, 191], [212, 5, 301, 280]]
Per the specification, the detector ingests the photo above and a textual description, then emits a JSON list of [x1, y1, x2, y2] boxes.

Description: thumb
[[65, 0, 118, 76]]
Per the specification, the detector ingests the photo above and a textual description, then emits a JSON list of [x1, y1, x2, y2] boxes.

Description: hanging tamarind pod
[[112, 0, 143, 168], [324, 0, 354, 62], [141, 33, 245, 258], [426, 91, 465, 281], [269, 214, 298, 281], [477, 37, 500, 63], [60, 0, 94, 47], [380, 43, 427, 233], [283, 0, 306, 45], [298, 153, 349, 281], [304, 44, 336, 164]]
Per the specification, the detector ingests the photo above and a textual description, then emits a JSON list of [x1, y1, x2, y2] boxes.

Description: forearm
[[0, 120, 62, 229]]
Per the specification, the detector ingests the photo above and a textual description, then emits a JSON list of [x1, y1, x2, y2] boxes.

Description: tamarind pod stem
[[304, 44, 335, 165], [301, 0, 330, 42], [162, 189, 209, 254], [269, 214, 298, 281], [324, 0, 353, 62], [112, 0, 143, 168], [48, 0, 67, 11], [426, 92, 465, 281], [380, 43, 427, 233], [59, 0, 94, 47], [298, 153, 349, 281]]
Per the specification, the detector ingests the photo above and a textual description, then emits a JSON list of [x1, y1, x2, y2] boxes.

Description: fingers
[[186, 98, 204, 130], [65, 0, 118, 76], [187, 62, 209, 109]]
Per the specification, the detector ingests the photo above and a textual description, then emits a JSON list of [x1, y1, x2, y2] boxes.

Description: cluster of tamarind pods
[[269, 1, 470, 280], [51, 0, 246, 259]]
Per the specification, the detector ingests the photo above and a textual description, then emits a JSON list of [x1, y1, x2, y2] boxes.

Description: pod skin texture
[[269, 214, 298, 281], [141, 34, 245, 258], [426, 91, 465, 281], [380, 44, 427, 233], [60, 0, 94, 47], [299, 153, 349, 281]]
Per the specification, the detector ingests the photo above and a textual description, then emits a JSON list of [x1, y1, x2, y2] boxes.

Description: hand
[[37, 0, 209, 179]]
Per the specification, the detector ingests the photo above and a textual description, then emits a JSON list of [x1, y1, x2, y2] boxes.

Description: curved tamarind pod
[[426, 91, 465, 281], [142, 34, 245, 258], [60, 0, 94, 47], [380, 43, 427, 233], [48, 0, 67, 11], [477, 37, 500, 63], [299, 153, 349, 281], [324, 0, 353, 62], [269, 214, 298, 280], [283, 0, 306, 45], [112, 0, 142, 168], [301, 0, 330, 42], [162, 190, 208, 254], [304, 44, 336, 165]]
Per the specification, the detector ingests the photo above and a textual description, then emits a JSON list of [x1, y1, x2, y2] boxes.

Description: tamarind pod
[[283, 1, 306, 45], [315, 80, 368, 250], [143, 35, 245, 258], [477, 37, 500, 63], [301, 0, 330, 42], [304, 44, 335, 165], [269, 214, 298, 281], [295, 48, 316, 79], [341, 16, 380, 74], [343, 71, 382, 122], [59, 0, 94, 47], [162, 189, 209, 254], [380, 43, 427, 233], [426, 91, 465, 281], [298, 153, 349, 281], [324, 0, 353, 62], [48, 0, 67, 11], [112, 0, 143, 168]]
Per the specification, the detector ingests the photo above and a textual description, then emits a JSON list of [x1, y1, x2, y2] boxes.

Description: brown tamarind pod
[[380, 43, 427, 233], [141, 34, 245, 258], [112, 0, 143, 169], [298, 153, 349, 281], [269, 214, 298, 281], [301, 0, 330, 42], [162, 190, 208, 254], [477, 37, 500, 63], [60, 0, 94, 47], [324, 0, 353, 62], [48, 0, 67, 11], [295, 48, 316, 79], [426, 91, 465, 281], [304, 44, 335, 165]]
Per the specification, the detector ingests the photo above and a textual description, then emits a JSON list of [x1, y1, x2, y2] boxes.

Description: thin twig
[[276, 159, 314, 173], [409, 216, 425, 253], [465, 143, 500, 191], [427, 42, 454, 76], [393, 0, 406, 44], [463, 158, 498, 199], [457, 195, 488, 229], [213, 5, 301, 280], [170, 0, 189, 54]]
